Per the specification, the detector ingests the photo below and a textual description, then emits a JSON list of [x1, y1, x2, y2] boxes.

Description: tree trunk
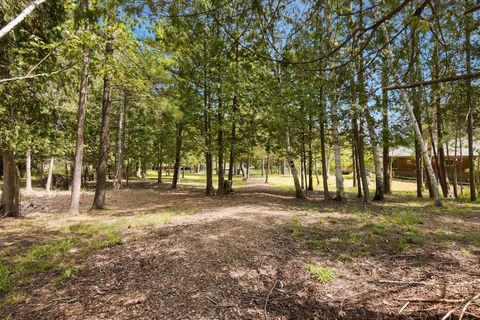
[[307, 120, 313, 191], [92, 39, 114, 210], [227, 99, 236, 189], [355, 4, 371, 204], [69, 0, 91, 215], [25, 150, 32, 192], [171, 123, 183, 189], [1, 150, 20, 217], [114, 89, 126, 191], [354, 145, 362, 198], [382, 63, 391, 194], [452, 128, 459, 198], [465, 6, 477, 201], [376, 7, 441, 206], [217, 95, 225, 194], [319, 88, 331, 199], [261, 157, 264, 177], [45, 157, 54, 193], [265, 154, 269, 184], [364, 106, 384, 201], [285, 130, 304, 198], [332, 95, 345, 201], [157, 141, 163, 184], [432, 44, 450, 198], [136, 159, 142, 178], [352, 111, 370, 204], [203, 67, 214, 196], [245, 154, 250, 181]]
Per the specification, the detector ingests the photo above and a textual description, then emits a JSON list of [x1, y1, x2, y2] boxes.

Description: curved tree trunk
[[376, 7, 441, 207], [285, 130, 304, 198], [1, 150, 20, 217]]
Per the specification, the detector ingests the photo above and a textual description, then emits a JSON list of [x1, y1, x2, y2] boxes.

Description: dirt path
[[2, 179, 480, 319]]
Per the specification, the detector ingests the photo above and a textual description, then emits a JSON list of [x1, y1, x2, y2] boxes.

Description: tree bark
[[307, 119, 313, 191], [171, 123, 183, 189], [265, 154, 269, 184], [285, 130, 304, 198], [92, 39, 114, 210], [114, 89, 126, 191], [45, 157, 54, 193], [364, 107, 384, 201], [227, 94, 237, 190], [432, 43, 450, 198], [465, 4, 477, 201], [203, 66, 214, 196], [381, 63, 391, 194], [25, 150, 32, 192], [1, 150, 20, 217], [332, 95, 345, 201], [319, 88, 331, 199], [69, 0, 91, 215], [217, 94, 225, 194]]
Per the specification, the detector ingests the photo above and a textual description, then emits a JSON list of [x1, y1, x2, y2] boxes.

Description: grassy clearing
[[0, 208, 184, 298]]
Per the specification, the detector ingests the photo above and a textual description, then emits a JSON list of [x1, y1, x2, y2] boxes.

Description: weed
[[0, 263, 13, 292], [305, 264, 336, 283]]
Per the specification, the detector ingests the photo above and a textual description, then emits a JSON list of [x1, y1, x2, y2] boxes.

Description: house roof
[[391, 141, 480, 158]]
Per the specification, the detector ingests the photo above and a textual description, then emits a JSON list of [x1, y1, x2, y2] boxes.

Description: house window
[[392, 159, 398, 170], [445, 159, 454, 166], [407, 159, 412, 165]]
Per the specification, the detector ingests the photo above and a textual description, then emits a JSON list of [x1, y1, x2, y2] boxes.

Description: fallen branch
[[442, 291, 480, 320], [399, 301, 410, 314], [378, 279, 433, 285], [397, 298, 463, 303], [459, 292, 480, 320], [264, 280, 278, 320]]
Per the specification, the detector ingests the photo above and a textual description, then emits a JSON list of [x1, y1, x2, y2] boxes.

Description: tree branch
[[0, 64, 76, 84], [383, 71, 480, 90], [0, 0, 47, 39]]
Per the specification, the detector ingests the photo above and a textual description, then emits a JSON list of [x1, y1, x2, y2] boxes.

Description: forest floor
[[0, 174, 480, 319]]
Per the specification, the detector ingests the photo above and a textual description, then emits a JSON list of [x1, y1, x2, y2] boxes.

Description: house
[[391, 143, 480, 182]]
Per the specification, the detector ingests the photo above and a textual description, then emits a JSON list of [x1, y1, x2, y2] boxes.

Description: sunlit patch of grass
[[289, 218, 305, 237], [16, 237, 78, 275], [390, 209, 423, 226], [362, 221, 388, 237], [305, 264, 336, 283]]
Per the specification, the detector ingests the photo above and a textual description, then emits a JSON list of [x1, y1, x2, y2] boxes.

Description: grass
[[305, 264, 336, 283], [0, 208, 184, 295], [290, 218, 305, 237]]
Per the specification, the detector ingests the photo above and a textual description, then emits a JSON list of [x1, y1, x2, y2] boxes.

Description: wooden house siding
[[392, 156, 477, 182]]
